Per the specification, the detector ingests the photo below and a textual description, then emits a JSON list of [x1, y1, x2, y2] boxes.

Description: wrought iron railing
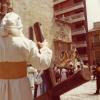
[[55, 2, 84, 15], [72, 26, 86, 35], [64, 12, 85, 23]]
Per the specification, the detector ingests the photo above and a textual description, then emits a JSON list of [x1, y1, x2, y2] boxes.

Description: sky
[[86, 0, 100, 30]]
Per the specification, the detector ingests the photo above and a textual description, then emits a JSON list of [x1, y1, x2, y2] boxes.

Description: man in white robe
[[0, 18, 52, 100]]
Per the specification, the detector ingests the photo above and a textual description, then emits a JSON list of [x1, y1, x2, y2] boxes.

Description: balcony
[[64, 12, 85, 23], [75, 41, 87, 48], [54, 0, 66, 5], [81, 55, 88, 61], [93, 41, 100, 46], [54, 2, 84, 16], [72, 26, 86, 36], [69, 12, 85, 23], [93, 42, 100, 52]]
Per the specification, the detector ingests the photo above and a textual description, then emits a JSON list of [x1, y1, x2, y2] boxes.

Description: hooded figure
[[0, 19, 23, 36], [0, 19, 52, 100], [0, 9, 23, 35]]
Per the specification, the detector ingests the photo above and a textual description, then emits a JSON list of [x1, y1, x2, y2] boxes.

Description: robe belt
[[0, 62, 27, 79]]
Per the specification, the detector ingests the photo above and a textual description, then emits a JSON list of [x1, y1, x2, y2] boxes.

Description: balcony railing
[[64, 12, 85, 23], [75, 41, 87, 48], [54, 0, 66, 5], [93, 42, 100, 46], [81, 55, 88, 61], [72, 26, 86, 36], [54, 2, 84, 16]]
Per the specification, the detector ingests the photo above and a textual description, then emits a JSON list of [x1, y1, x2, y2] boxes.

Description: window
[[93, 34, 100, 43]]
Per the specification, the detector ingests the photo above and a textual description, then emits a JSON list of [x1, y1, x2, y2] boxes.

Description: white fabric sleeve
[[28, 41, 52, 70]]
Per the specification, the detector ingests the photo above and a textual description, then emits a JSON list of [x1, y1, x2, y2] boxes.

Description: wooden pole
[[33, 22, 91, 100], [35, 67, 91, 100]]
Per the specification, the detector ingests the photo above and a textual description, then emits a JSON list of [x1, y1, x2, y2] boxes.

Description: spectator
[[94, 62, 100, 95]]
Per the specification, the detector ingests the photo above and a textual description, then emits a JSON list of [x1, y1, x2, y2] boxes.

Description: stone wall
[[11, 0, 53, 46]]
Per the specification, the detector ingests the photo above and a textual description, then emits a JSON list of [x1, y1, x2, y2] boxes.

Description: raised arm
[[28, 41, 52, 70]]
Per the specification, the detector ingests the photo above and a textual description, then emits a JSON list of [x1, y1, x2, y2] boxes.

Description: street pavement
[[60, 80, 100, 100]]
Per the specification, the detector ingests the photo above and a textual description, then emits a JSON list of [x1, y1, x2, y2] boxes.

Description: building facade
[[88, 22, 100, 65], [53, 0, 88, 64]]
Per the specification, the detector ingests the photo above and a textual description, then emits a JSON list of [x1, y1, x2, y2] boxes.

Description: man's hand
[[37, 40, 48, 49], [37, 42, 43, 48]]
